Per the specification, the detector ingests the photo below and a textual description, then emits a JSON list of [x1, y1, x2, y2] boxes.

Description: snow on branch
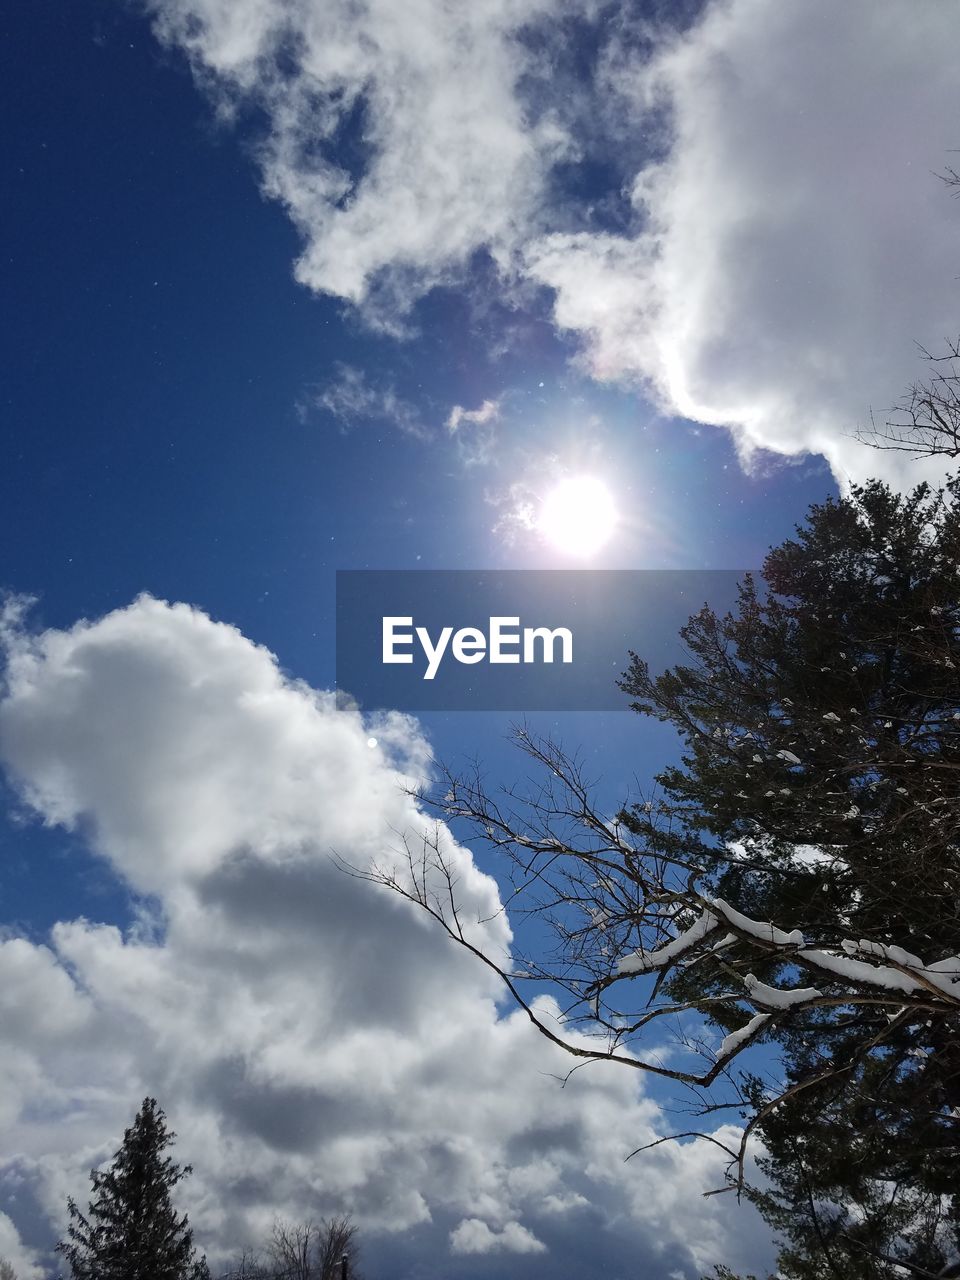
[[614, 896, 960, 1013], [798, 939, 960, 1004], [616, 909, 720, 974], [743, 974, 822, 1010], [717, 1013, 771, 1061], [707, 897, 805, 947]]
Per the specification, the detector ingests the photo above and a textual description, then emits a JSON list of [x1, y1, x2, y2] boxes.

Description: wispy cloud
[[301, 363, 431, 440], [485, 478, 539, 544], [445, 398, 501, 466]]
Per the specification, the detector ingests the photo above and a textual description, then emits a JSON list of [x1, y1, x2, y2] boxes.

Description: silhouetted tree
[[224, 1217, 360, 1280], [57, 1097, 209, 1280], [859, 339, 960, 461], [270, 1217, 358, 1280], [225, 1213, 360, 1280]]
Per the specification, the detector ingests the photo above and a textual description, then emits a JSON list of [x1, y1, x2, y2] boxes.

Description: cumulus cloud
[[450, 1217, 546, 1255], [146, 0, 960, 484], [0, 1209, 44, 1279], [0, 597, 772, 1278], [526, 0, 960, 482]]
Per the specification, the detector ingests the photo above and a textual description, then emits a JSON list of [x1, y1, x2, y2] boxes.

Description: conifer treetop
[[57, 1097, 209, 1280]]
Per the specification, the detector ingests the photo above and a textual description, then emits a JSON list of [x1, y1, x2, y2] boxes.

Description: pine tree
[[626, 478, 960, 1277], [57, 1098, 210, 1280], [621, 478, 960, 971]]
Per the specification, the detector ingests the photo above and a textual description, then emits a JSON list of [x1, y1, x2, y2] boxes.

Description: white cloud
[[143, 0, 960, 483], [450, 1217, 546, 1255], [145, 0, 579, 325], [0, 598, 772, 1277], [446, 399, 499, 434], [0, 1209, 44, 1280], [526, 0, 960, 483]]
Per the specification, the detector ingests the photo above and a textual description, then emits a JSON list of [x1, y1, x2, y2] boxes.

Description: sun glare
[[538, 475, 617, 558]]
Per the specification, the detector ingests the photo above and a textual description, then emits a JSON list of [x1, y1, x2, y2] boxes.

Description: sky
[[1, 1, 958, 1277]]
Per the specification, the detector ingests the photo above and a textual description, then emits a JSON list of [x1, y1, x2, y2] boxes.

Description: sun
[[538, 475, 618, 558]]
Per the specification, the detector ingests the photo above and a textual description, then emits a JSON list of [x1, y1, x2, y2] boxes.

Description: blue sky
[[1, 2, 958, 1278]]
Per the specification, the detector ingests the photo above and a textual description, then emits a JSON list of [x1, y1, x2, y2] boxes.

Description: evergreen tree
[[619, 479, 960, 1277], [57, 1098, 210, 1280], [622, 478, 960, 972]]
